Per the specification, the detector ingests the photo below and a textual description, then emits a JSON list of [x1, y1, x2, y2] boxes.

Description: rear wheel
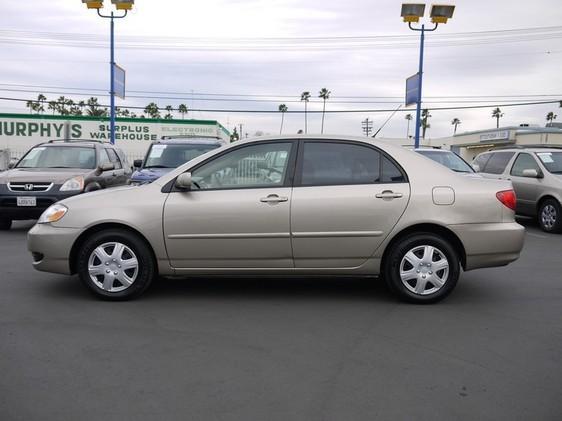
[[0, 219, 12, 230], [76, 229, 156, 300], [538, 199, 562, 233], [383, 233, 460, 304]]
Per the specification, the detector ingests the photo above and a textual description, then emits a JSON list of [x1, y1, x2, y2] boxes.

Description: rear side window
[[511, 153, 540, 177], [299, 142, 405, 186], [106, 148, 122, 169], [481, 152, 515, 174], [473, 153, 492, 172]]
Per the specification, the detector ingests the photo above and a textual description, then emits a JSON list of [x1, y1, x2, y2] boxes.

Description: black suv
[[0, 140, 132, 230]]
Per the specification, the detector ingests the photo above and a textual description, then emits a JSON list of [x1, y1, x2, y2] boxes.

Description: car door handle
[[260, 194, 288, 203], [375, 190, 403, 200]]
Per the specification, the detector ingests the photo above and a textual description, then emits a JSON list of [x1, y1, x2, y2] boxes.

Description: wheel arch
[[69, 222, 158, 275], [536, 194, 561, 213], [381, 223, 467, 271]]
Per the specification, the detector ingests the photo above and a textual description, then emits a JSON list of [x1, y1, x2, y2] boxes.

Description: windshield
[[16, 146, 96, 169], [536, 151, 562, 174], [416, 150, 474, 173], [143, 143, 219, 169]]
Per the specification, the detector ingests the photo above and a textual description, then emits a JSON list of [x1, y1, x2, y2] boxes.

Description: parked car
[[472, 146, 562, 233], [131, 137, 225, 185], [415, 148, 476, 174], [28, 135, 525, 303], [0, 140, 132, 230]]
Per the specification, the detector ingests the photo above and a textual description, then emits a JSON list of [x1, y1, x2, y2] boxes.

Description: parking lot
[[1, 218, 561, 420]]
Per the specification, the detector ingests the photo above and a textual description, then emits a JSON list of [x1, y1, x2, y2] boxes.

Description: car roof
[[481, 146, 562, 154], [37, 140, 113, 148], [414, 148, 452, 153]]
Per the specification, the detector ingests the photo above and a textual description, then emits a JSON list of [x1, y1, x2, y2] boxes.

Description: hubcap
[[541, 205, 557, 229], [399, 245, 449, 296], [87, 242, 139, 292]]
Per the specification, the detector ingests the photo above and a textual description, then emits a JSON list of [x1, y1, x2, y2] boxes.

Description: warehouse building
[[0, 113, 230, 162]]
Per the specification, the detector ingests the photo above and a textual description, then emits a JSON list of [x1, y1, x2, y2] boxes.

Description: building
[[426, 125, 562, 161], [0, 113, 230, 161]]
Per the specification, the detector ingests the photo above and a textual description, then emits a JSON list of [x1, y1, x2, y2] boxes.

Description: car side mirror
[[522, 168, 542, 179], [472, 163, 480, 172], [95, 162, 115, 175], [8, 161, 16, 169], [133, 159, 143, 168], [175, 172, 192, 190]]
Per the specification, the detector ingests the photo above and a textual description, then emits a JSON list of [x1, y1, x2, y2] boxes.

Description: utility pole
[[361, 118, 373, 137]]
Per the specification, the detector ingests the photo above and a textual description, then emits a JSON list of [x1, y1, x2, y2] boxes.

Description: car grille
[[7, 182, 54, 192]]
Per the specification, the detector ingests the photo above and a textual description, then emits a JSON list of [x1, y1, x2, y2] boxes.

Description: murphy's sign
[[0, 113, 230, 156]]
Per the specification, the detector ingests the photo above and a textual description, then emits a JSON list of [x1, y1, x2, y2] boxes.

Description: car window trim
[[163, 139, 299, 193], [293, 139, 409, 187]]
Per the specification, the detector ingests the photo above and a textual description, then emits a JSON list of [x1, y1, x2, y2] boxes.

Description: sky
[[1, 0, 562, 139]]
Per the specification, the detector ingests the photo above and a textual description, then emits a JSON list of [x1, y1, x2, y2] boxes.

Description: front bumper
[[448, 222, 525, 270], [0, 189, 79, 220], [27, 223, 82, 275]]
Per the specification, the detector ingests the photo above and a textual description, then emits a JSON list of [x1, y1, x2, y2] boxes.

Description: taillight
[[496, 190, 516, 211]]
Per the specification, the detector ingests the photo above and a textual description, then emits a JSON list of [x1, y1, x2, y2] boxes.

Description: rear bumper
[[449, 222, 525, 270], [27, 223, 82, 275]]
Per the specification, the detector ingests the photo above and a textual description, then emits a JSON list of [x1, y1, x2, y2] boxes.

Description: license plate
[[17, 197, 36, 207]]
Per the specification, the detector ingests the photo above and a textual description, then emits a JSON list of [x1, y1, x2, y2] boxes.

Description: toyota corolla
[[28, 135, 525, 303]]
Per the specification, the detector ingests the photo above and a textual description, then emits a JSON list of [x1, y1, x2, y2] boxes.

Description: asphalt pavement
[[1, 219, 561, 421]]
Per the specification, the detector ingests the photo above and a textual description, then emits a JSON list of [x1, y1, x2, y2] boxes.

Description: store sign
[[480, 131, 510, 143]]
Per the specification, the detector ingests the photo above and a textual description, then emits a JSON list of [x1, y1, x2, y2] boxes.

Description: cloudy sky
[[1, 0, 562, 139]]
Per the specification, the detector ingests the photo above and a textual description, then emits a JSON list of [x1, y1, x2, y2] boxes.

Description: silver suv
[[473, 147, 562, 233]]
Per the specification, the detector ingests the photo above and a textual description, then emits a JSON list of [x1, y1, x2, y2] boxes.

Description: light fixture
[[430, 4, 455, 24], [401, 3, 426, 23], [111, 0, 134, 10], [82, 0, 103, 9]]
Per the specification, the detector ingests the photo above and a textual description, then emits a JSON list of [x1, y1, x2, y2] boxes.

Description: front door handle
[[260, 194, 288, 203], [375, 190, 403, 200]]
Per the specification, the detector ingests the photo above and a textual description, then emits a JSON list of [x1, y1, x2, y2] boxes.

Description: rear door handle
[[260, 194, 288, 203], [375, 190, 403, 200]]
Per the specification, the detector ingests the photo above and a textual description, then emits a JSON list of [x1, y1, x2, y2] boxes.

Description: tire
[[76, 229, 156, 300], [383, 233, 460, 304], [0, 219, 12, 230], [538, 199, 562, 233]]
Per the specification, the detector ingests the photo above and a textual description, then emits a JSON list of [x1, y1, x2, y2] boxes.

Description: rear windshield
[[144, 143, 219, 169], [16, 146, 96, 169], [536, 151, 562, 174], [417, 150, 474, 173]]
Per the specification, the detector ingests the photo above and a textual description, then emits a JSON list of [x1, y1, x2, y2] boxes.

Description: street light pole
[[408, 22, 437, 148], [96, 9, 127, 145]]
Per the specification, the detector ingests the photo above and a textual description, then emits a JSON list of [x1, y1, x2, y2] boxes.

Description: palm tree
[[37, 94, 46, 114], [48, 101, 57, 115], [405, 113, 413, 138], [546, 112, 557, 124], [300, 91, 311, 134], [451, 118, 461, 134], [25, 100, 35, 114], [492, 107, 504, 128], [86, 97, 107, 117], [421, 109, 431, 139], [319, 88, 331, 134], [278, 104, 288, 134], [144, 102, 160, 119], [178, 104, 188, 119], [164, 105, 174, 119]]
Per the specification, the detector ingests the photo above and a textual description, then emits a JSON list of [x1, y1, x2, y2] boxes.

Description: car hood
[[0, 168, 91, 184], [131, 168, 171, 182]]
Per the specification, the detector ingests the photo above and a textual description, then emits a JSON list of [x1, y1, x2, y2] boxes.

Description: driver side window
[[192, 143, 293, 190]]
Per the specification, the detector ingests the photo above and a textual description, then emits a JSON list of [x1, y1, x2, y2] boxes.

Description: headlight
[[60, 176, 84, 192], [38, 204, 68, 224]]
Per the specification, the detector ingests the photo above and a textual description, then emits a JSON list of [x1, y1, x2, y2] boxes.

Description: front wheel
[[76, 229, 156, 300], [383, 233, 460, 304], [538, 199, 562, 233]]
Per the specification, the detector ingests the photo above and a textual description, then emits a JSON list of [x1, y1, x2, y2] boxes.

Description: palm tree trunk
[[454, 124, 457, 134], [304, 103, 308, 134], [496, 116, 499, 128], [321, 99, 326, 134], [280, 112, 285, 134]]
